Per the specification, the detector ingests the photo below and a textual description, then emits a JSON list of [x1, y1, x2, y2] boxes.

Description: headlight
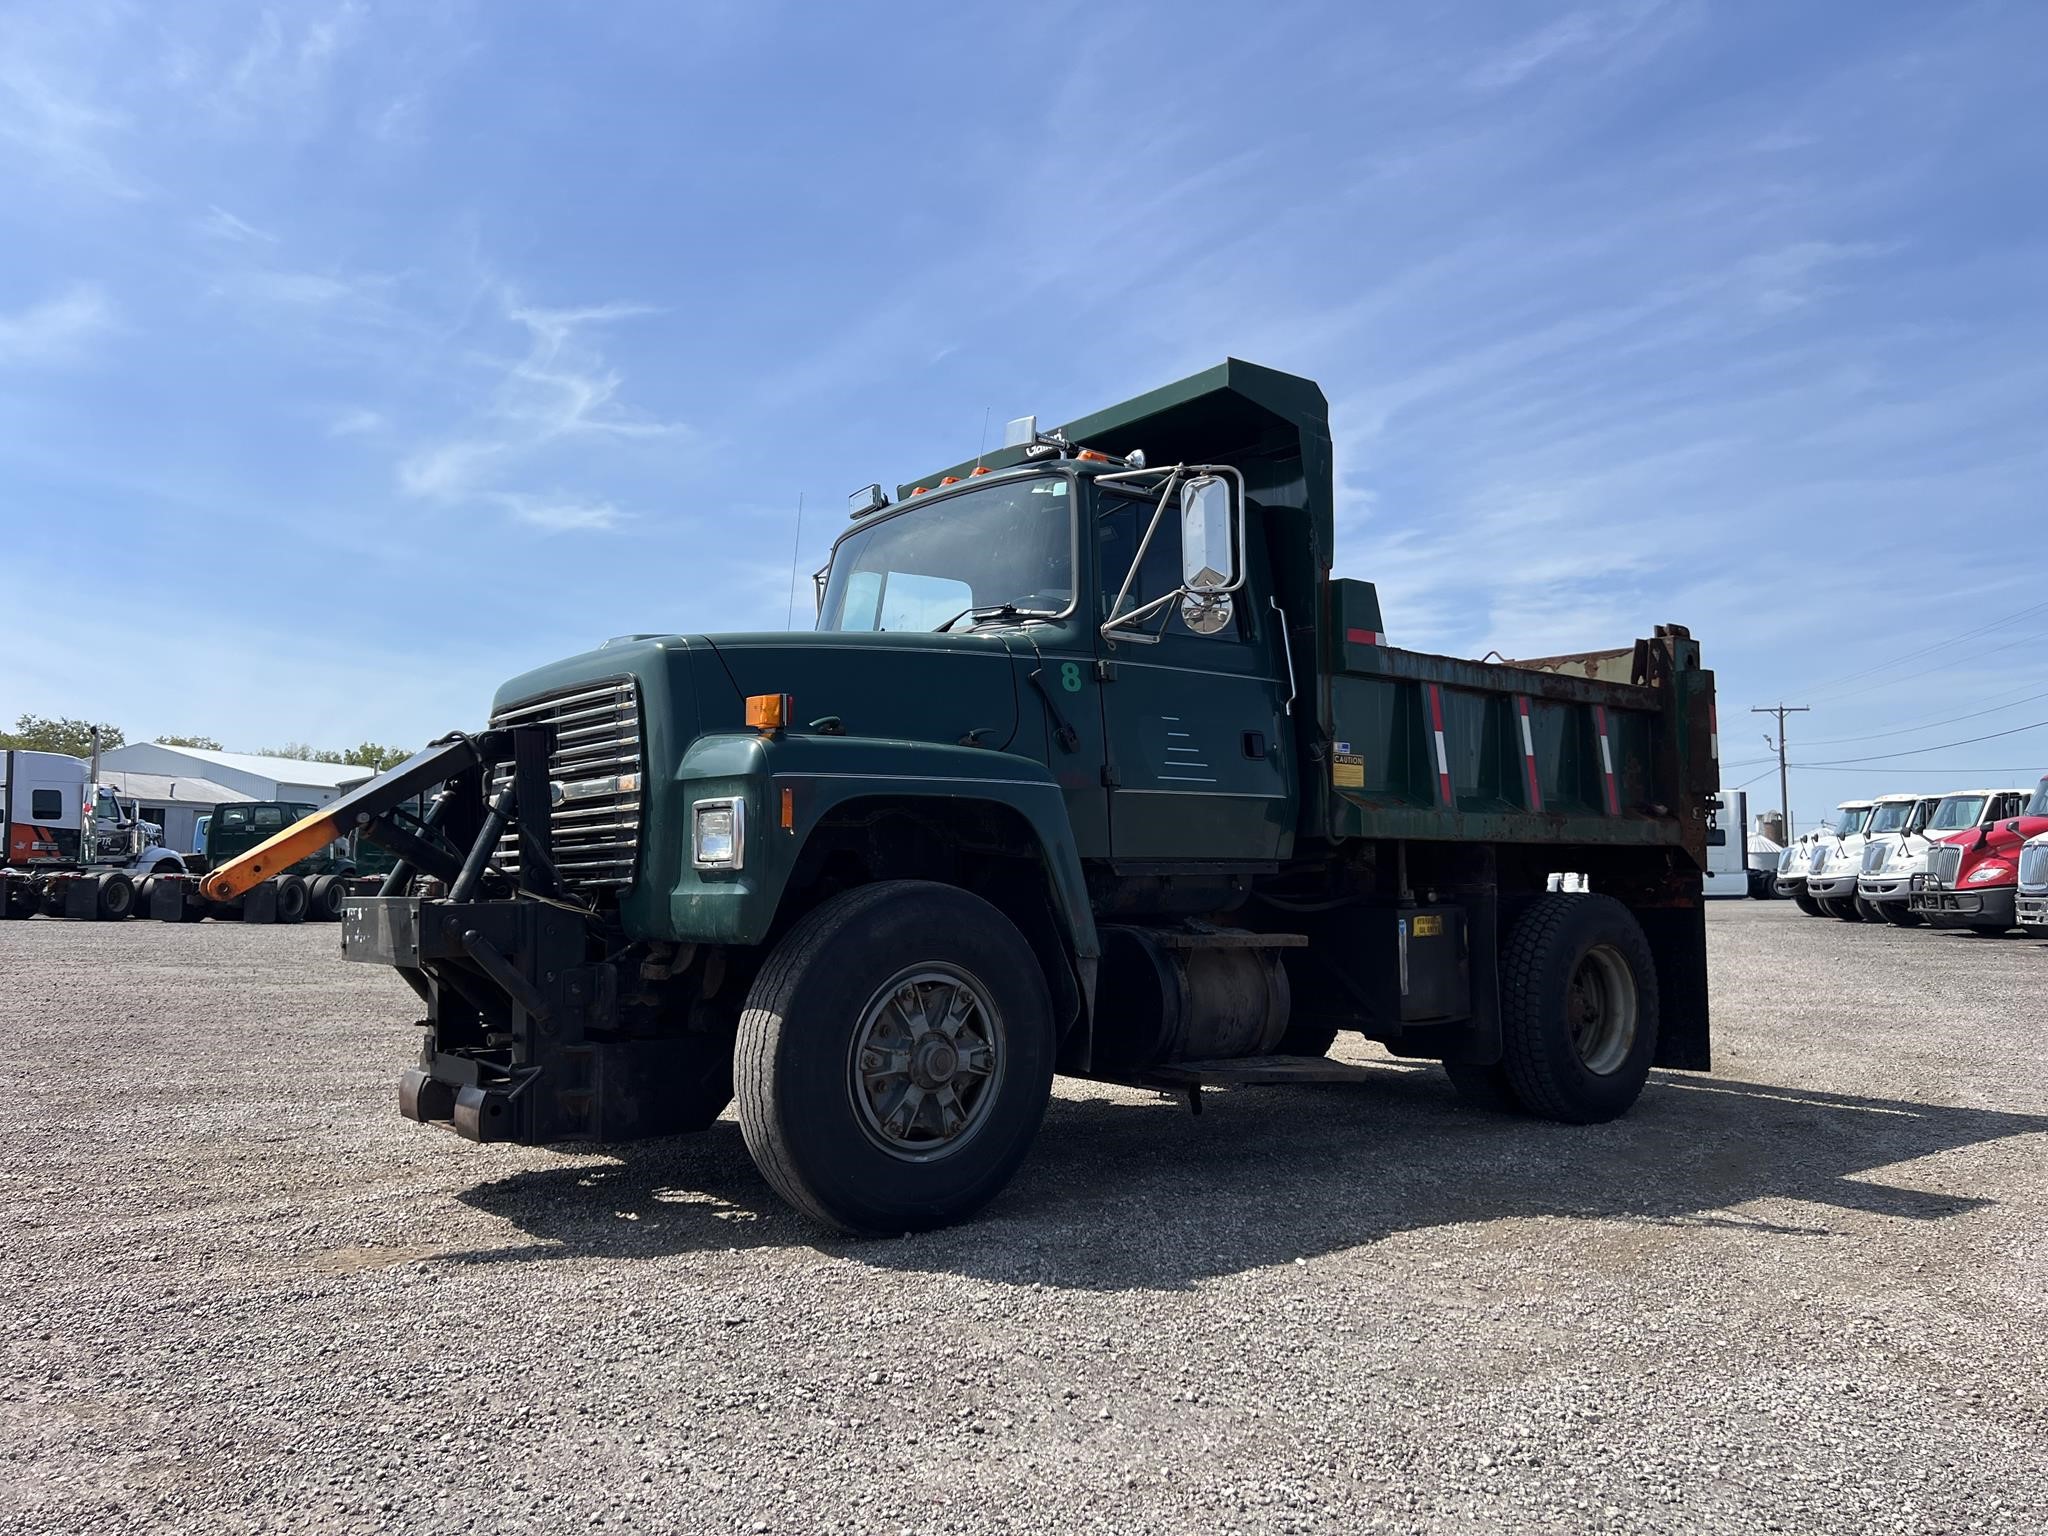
[[692, 798, 746, 869], [1966, 864, 2008, 884]]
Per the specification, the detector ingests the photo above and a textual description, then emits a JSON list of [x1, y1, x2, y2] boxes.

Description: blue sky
[[2, 0, 2044, 830]]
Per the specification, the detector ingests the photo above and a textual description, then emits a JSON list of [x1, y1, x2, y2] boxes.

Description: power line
[[1797, 683, 2048, 747], [1790, 718, 2048, 767], [1791, 767, 2043, 776], [1797, 597, 2048, 703], [1804, 624, 2047, 707]]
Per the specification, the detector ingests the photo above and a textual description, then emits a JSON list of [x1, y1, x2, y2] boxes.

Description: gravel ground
[[2, 901, 2044, 1535]]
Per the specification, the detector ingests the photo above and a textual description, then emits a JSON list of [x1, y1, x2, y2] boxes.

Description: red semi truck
[[1910, 774, 2048, 934]]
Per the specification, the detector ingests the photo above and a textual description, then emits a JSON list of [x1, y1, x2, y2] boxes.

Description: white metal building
[[97, 744, 367, 852], [95, 770, 251, 855]]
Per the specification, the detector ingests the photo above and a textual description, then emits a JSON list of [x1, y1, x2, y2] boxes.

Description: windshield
[[1927, 795, 1986, 832], [1829, 806, 1870, 837], [1866, 801, 1914, 835], [2029, 778, 2048, 817], [817, 476, 1074, 632]]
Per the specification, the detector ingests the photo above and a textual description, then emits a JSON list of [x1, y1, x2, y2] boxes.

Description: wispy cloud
[[328, 406, 386, 437], [393, 294, 682, 529], [0, 284, 114, 366], [1466, 1, 1677, 90], [199, 204, 278, 245], [0, 46, 133, 197]]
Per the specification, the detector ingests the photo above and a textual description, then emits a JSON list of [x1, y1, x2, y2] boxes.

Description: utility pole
[[1751, 703, 1809, 840]]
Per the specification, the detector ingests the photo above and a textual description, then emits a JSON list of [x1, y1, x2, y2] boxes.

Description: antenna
[[974, 405, 991, 472], [783, 491, 805, 629]]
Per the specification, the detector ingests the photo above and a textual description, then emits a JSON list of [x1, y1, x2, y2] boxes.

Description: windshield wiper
[[933, 603, 1055, 633]]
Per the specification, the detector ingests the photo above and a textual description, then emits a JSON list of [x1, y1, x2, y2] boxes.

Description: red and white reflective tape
[[1593, 705, 1621, 815], [1345, 627, 1383, 646], [1426, 684, 1453, 806], [1516, 696, 1543, 810]]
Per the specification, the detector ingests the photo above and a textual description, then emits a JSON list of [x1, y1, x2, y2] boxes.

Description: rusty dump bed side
[[1315, 579, 1717, 865]]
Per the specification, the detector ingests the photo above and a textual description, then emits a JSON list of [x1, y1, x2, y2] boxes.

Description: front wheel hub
[[849, 966, 1006, 1161]]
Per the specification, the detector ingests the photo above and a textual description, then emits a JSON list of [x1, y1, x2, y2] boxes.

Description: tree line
[[0, 715, 410, 772]]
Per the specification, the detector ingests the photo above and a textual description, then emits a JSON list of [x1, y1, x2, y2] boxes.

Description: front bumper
[[1857, 875, 1919, 905], [1807, 873, 1860, 899], [343, 894, 711, 1144], [1909, 884, 2018, 929], [1773, 875, 1809, 898], [2018, 892, 2048, 930]]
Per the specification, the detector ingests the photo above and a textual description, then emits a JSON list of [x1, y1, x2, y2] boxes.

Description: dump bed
[[1316, 580, 1716, 860]]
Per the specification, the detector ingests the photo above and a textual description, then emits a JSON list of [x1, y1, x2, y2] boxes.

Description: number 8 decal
[[1060, 661, 1084, 692]]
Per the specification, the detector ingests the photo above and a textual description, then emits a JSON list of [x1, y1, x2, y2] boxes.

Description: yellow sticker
[[1332, 751, 1364, 788], [1412, 915, 1444, 937]]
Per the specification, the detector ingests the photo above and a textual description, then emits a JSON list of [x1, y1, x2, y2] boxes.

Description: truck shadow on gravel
[[441, 1066, 2048, 1289]]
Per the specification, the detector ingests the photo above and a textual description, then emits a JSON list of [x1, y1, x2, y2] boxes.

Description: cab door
[[1092, 489, 1293, 863]]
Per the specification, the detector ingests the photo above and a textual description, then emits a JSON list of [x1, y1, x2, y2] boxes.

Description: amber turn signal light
[[746, 693, 791, 731]]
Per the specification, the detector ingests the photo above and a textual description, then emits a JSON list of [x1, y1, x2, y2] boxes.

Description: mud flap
[[1635, 903, 1710, 1071]]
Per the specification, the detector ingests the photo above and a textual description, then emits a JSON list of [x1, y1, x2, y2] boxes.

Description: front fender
[[659, 732, 1097, 964]]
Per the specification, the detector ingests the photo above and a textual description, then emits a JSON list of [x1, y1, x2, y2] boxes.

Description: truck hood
[[495, 630, 1029, 757], [702, 630, 1026, 752]]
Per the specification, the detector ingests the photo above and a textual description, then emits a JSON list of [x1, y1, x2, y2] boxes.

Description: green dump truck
[[210, 360, 1717, 1233]]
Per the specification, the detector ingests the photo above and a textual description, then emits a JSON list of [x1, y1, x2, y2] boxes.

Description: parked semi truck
[[1794, 811, 1875, 921], [204, 361, 1718, 1233], [1910, 775, 2048, 934], [2018, 825, 2048, 934], [1859, 789, 2023, 927], [1806, 794, 1908, 921], [1, 747, 192, 919]]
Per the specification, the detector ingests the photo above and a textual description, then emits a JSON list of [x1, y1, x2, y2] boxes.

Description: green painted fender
[[662, 731, 1099, 973]]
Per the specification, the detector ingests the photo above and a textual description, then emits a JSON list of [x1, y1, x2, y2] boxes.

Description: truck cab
[[219, 361, 1719, 1233], [1797, 800, 1875, 919], [1862, 788, 2019, 926], [1912, 777, 2048, 933], [2, 749, 190, 919], [1821, 792, 1935, 923], [2018, 825, 2048, 934], [1851, 794, 1941, 925]]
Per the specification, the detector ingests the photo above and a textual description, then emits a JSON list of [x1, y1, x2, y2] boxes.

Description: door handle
[[1269, 596, 1297, 716]]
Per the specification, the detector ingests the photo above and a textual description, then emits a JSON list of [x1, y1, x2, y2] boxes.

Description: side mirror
[[1179, 475, 1237, 593]]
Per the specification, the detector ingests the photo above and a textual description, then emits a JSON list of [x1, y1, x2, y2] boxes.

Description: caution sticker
[[1332, 750, 1364, 788], [1411, 914, 1444, 937]]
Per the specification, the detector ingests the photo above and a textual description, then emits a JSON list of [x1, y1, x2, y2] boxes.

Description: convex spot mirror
[[1180, 475, 1237, 593]]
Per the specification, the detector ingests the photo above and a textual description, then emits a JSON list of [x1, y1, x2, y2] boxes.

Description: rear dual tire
[[1445, 894, 1659, 1124], [735, 881, 1055, 1235]]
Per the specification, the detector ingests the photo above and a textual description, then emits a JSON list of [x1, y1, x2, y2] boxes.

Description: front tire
[[1879, 903, 1923, 927], [1793, 891, 1822, 916], [1497, 894, 1659, 1124], [735, 881, 1055, 1235]]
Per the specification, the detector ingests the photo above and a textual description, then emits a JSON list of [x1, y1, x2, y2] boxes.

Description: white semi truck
[[1788, 800, 1875, 919], [1, 747, 193, 919], [2018, 827, 2048, 934]]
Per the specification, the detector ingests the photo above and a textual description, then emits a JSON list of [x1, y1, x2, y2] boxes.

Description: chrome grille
[[488, 678, 643, 892], [1928, 845, 1963, 888], [1861, 841, 1890, 875], [2021, 843, 2048, 891]]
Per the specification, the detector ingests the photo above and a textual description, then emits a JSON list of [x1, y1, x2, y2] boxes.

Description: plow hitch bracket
[[200, 729, 557, 903]]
